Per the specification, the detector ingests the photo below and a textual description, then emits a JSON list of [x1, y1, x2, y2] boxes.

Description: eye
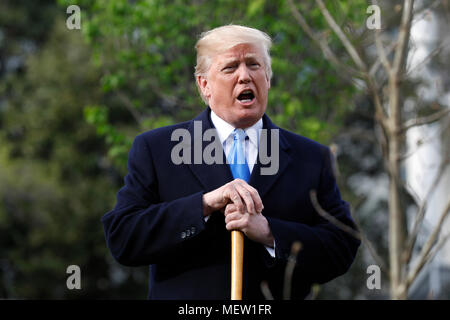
[[222, 64, 237, 72]]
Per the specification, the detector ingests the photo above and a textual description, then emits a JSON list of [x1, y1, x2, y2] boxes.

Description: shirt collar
[[210, 110, 262, 147]]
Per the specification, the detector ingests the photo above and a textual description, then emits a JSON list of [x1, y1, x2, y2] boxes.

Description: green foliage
[[56, 0, 361, 156], [84, 105, 131, 171], [0, 13, 146, 298]]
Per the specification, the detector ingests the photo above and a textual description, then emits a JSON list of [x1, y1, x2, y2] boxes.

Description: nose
[[237, 64, 251, 84]]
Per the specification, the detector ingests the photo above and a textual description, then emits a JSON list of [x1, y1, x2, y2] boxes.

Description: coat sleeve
[[101, 134, 207, 266], [266, 146, 361, 285]]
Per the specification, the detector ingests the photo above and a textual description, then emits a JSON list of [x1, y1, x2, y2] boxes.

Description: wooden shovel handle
[[231, 230, 244, 300]]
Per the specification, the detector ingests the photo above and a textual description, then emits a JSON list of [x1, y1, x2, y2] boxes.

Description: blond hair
[[194, 25, 273, 104]]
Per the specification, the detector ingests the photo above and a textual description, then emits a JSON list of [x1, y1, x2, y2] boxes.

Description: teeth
[[237, 89, 254, 103]]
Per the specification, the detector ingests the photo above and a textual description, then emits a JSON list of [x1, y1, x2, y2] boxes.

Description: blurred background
[[0, 0, 449, 299]]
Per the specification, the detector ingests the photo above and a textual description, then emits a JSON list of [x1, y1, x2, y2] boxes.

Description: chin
[[232, 108, 264, 128]]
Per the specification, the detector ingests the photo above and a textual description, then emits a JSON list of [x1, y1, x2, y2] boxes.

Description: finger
[[234, 183, 256, 214], [226, 214, 249, 231], [225, 211, 243, 224], [225, 213, 250, 231], [224, 203, 236, 216], [233, 179, 264, 214], [241, 184, 264, 213], [224, 186, 244, 213], [226, 219, 241, 231]]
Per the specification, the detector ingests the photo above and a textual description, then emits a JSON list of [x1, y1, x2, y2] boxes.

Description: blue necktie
[[227, 129, 250, 182]]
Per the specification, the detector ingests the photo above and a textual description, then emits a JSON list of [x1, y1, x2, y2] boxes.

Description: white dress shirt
[[209, 110, 275, 258]]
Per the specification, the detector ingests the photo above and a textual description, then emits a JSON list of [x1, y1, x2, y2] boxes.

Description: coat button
[[181, 231, 186, 239]]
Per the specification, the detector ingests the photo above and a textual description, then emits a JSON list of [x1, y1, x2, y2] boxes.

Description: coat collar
[[186, 107, 291, 199]]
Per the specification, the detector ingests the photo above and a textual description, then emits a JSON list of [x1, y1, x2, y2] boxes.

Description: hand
[[224, 203, 274, 247], [202, 178, 264, 217]]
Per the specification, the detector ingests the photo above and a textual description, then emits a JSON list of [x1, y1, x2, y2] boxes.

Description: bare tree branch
[[401, 108, 450, 133], [372, 0, 392, 74], [310, 190, 362, 240], [367, 78, 389, 128], [370, 40, 397, 77], [375, 30, 392, 71], [403, 157, 450, 264], [405, 41, 449, 77], [412, 0, 441, 22], [392, 0, 415, 73], [318, 0, 390, 125], [310, 190, 388, 272], [403, 180, 422, 208], [315, 0, 368, 71], [261, 241, 305, 300], [288, 0, 389, 125], [403, 199, 450, 292], [375, 120, 390, 167], [286, 0, 361, 79], [260, 281, 274, 300], [424, 232, 450, 267], [283, 241, 302, 300], [351, 203, 390, 276], [289, 0, 449, 300], [398, 116, 450, 162], [305, 284, 321, 300]]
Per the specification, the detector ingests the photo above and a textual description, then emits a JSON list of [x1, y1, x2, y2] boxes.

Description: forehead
[[213, 43, 264, 63]]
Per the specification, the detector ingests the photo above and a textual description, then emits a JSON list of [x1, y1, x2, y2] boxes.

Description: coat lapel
[[249, 114, 291, 199], [186, 107, 234, 192], [186, 108, 291, 198]]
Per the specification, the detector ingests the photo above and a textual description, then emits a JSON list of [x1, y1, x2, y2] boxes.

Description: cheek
[[263, 80, 271, 95], [214, 82, 234, 99]]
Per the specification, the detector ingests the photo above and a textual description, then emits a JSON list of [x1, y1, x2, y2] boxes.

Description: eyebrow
[[221, 54, 260, 65]]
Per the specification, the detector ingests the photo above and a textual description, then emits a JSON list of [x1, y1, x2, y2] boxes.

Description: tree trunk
[[387, 73, 408, 299]]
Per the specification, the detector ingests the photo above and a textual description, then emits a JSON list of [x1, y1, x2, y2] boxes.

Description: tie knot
[[233, 128, 246, 141]]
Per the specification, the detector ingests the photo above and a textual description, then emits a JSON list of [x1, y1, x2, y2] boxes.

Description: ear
[[196, 75, 211, 99]]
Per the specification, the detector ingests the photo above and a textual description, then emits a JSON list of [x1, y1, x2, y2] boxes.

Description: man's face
[[197, 43, 270, 128]]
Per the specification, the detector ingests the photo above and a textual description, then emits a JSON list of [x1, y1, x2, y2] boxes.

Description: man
[[102, 25, 360, 299]]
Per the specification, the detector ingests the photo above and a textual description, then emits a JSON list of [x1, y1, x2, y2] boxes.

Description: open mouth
[[237, 90, 255, 104]]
